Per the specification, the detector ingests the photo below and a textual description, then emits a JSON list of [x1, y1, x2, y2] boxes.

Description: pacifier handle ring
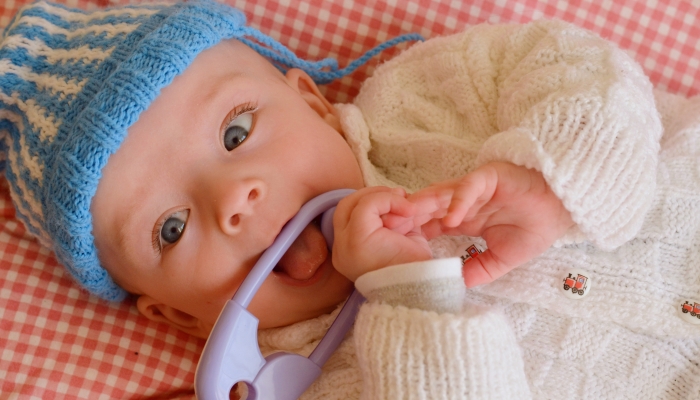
[[195, 189, 362, 400]]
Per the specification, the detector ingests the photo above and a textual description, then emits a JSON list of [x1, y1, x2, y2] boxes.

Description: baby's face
[[91, 39, 362, 337]]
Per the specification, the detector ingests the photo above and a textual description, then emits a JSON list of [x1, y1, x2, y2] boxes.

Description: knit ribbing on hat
[[0, 0, 258, 301], [0, 1, 422, 301]]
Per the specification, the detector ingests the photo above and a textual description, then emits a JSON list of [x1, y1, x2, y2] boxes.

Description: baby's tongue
[[276, 222, 328, 281]]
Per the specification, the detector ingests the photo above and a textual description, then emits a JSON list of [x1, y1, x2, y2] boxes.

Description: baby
[[2, 0, 700, 399]]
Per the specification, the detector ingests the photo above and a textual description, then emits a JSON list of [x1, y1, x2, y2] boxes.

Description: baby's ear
[[136, 295, 210, 338], [285, 68, 343, 134]]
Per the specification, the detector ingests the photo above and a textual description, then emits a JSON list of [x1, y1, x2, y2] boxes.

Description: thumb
[[462, 249, 512, 287]]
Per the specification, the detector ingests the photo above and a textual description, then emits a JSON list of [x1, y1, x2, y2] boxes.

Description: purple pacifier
[[195, 189, 365, 400]]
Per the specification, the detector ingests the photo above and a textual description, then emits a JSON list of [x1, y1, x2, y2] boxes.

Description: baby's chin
[[259, 271, 354, 329], [308, 272, 354, 316]]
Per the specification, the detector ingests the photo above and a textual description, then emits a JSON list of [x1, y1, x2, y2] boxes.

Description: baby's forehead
[[192, 39, 287, 81], [135, 39, 289, 121]]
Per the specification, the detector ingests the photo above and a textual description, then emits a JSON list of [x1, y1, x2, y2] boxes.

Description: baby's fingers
[[443, 168, 496, 228], [406, 185, 452, 220], [381, 213, 415, 235], [348, 189, 416, 233], [334, 186, 404, 227]]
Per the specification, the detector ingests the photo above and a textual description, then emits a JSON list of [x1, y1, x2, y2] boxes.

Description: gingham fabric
[[0, 0, 698, 398]]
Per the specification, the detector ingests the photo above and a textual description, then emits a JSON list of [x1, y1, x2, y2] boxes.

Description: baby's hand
[[332, 187, 432, 282], [407, 162, 574, 287]]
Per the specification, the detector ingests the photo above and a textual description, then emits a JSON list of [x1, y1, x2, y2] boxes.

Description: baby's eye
[[223, 112, 253, 151], [160, 209, 189, 246]]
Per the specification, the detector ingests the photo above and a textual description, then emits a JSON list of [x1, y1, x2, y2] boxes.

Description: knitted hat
[[0, 1, 420, 301]]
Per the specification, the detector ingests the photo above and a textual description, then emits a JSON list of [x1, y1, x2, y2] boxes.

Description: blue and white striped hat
[[0, 1, 421, 301]]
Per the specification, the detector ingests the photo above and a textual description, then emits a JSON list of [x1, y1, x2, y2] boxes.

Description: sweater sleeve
[[351, 259, 531, 399], [476, 20, 662, 249], [343, 20, 662, 250]]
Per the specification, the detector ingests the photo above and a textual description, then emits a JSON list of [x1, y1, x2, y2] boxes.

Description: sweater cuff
[[354, 303, 531, 399], [478, 121, 659, 250], [355, 258, 466, 314]]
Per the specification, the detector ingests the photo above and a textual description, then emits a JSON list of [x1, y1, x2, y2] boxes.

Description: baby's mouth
[[273, 221, 329, 284]]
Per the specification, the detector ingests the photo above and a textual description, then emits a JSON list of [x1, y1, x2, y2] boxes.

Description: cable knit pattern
[[339, 20, 661, 250], [258, 21, 700, 400], [354, 303, 530, 400]]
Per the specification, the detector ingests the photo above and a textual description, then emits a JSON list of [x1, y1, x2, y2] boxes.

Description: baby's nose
[[216, 179, 266, 235]]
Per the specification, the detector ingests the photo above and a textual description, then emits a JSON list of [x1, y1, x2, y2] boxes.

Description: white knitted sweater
[[257, 20, 700, 399]]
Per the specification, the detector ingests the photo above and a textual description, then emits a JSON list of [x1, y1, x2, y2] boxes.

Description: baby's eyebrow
[[117, 203, 139, 255], [199, 71, 246, 111], [116, 179, 157, 257]]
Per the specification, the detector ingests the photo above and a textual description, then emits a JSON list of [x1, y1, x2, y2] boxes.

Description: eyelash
[[152, 220, 164, 254], [221, 101, 258, 134], [151, 222, 163, 254], [151, 209, 189, 254], [152, 214, 174, 254]]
